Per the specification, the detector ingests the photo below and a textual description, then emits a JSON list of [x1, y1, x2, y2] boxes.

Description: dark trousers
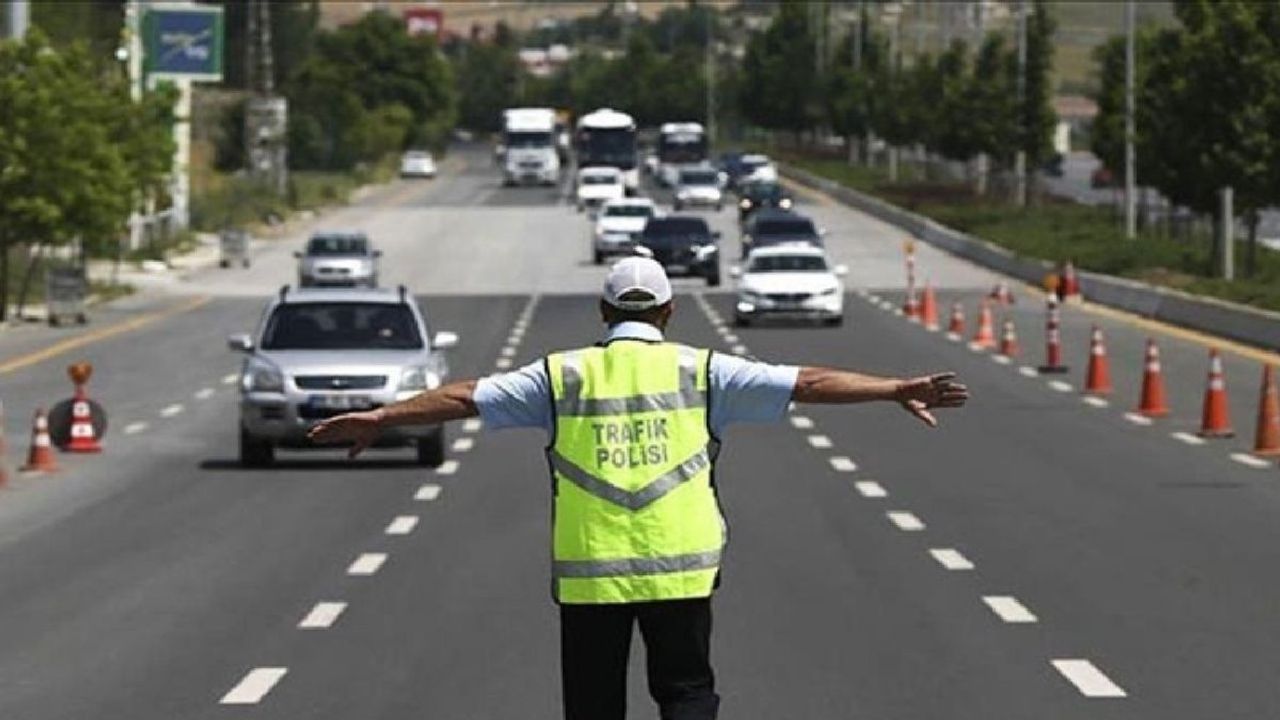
[[560, 597, 720, 720]]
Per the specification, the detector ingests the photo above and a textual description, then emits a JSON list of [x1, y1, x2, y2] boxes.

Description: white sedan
[[400, 150, 436, 178], [576, 167, 626, 213], [592, 197, 657, 264], [732, 245, 847, 327]]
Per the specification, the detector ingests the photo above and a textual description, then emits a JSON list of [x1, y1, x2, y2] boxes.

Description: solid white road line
[[495, 358, 513, 370], [436, 459, 460, 475], [1230, 452, 1273, 469], [886, 511, 925, 531], [385, 515, 419, 535], [194, 387, 215, 400], [415, 483, 442, 501], [221, 373, 239, 385], [347, 553, 387, 576], [1082, 396, 1110, 408], [1018, 366, 1039, 378], [1051, 659, 1127, 698], [452, 437, 474, 452], [298, 602, 347, 629], [854, 480, 886, 498], [1124, 412, 1154, 426], [1047, 380, 1074, 393], [159, 404, 184, 417], [807, 435, 833, 449], [1171, 431, 1206, 446], [929, 548, 974, 570], [220, 667, 288, 705], [983, 595, 1038, 623], [789, 415, 815, 430], [829, 456, 858, 472], [462, 418, 483, 433], [124, 421, 148, 435]]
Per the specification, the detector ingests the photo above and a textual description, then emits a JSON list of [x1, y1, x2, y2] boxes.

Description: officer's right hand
[[894, 372, 969, 427]]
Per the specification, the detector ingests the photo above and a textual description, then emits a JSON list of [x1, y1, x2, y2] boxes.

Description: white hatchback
[[400, 150, 436, 178], [592, 197, 657, 264], [576, 167, 626, 213], [732, 245, 847, 327]]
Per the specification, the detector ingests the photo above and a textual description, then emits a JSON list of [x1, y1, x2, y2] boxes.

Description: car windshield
[[644, 218, 709, 239], [261, 303, 422, 351], [403, 151, 431, 160], [742, 157, 769, 171], [748, 255, 829, 273], [604, 205, 653, 218], [755, 219, 816, 237], [506, 131, 553, 148], [307, 235, 368, 256], [582, 174, 619, 185], [680, 170, 719, 185]]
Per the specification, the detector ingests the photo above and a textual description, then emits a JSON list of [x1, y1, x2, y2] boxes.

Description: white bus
[[501, 107, 560, 186], [575, 108, 639, 194], [657, 122, 709, 187]]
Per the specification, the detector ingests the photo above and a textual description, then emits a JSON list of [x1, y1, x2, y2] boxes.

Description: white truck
[[501, 107, 560, 186], [575, 108, 639, 195]]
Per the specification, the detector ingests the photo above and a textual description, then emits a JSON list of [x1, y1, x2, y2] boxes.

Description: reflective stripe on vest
[[548, 443, 711, 511], [553, 548, 722, 579]]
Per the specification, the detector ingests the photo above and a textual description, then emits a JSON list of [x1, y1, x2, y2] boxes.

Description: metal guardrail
[[781, 164, 1280, 353]]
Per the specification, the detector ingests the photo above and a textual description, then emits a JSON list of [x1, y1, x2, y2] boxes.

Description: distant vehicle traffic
[[229, 286, 459, 467], [657, 122, 709, 187], [592, 197, 657, 264], [739, 208, 824, 258], [673, 166, 724, 211], [399, 150, 436, 179], [732, 245, 847, 327], [576, 166, 626, 213], [575, 108, 639, 194], [500, 107, 561, 186], [735, 153, 778, 187], [295, 232, 381, 288], [737, 180, 792, 223], [635, 215, 721, 286]]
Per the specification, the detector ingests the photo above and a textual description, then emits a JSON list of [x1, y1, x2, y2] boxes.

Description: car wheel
[[219, 260, 230, 269], [706, 273, 721, 288], [824, 316, 844, 328], [417, 430, 445, 467], [716, 203, 723, 212], [240, 426, 274, 467], [734, 314, 751, 328], [673, 201, 683, 211], [593, 249, 604, 265]]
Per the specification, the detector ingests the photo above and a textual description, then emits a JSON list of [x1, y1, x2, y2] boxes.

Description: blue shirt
[[473, 322, 799, 437]]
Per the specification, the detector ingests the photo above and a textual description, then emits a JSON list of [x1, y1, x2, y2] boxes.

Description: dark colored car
[[737, 180, 794, 224], [636, 215, 722, 286], [740, 209, 823, 259]]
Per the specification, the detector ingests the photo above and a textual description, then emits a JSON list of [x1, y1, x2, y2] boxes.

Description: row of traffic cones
[[1, 363, 105, 481]]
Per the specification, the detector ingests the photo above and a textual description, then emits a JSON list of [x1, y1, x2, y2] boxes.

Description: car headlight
[[740, 199, 751, 209], [739, 289, 763, 302], [693, 244, 718, 260], [779, 198, 793, 209], [399, 366, 441, 391], [243, 359, 283, 393]]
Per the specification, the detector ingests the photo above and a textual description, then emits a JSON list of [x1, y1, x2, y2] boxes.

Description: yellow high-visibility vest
[[546, 341, 724, 604]]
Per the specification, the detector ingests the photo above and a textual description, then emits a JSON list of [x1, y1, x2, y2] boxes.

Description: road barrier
[[1199, 350, 1234, 438], [780, 164, 1280, 352], [1084, 326, 1113, 396]]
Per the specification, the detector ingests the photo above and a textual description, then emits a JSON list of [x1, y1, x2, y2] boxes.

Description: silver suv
[[228, 286, 458, 467], [295, 231, 380, 288]]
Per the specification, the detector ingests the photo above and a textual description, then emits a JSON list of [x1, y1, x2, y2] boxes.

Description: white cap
[[603, 257, 673, 311]]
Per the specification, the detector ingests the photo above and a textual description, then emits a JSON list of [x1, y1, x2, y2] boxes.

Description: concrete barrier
[[782, 164, 1280, 352]]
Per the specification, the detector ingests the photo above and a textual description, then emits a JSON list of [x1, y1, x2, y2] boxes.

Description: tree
[[740, 2, 820, 136], [455, 42, 520, 132], [1019, 0, 1058, 174], [966, 34, 1018, 192]]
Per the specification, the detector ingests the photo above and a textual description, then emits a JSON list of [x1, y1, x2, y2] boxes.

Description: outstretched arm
[[307, 379, 479, 457], [792, 367, 968, 428]]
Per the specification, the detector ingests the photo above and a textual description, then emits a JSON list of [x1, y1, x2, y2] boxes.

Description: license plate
[[308, 394, 372, 410], [665, 264, 688, 274]]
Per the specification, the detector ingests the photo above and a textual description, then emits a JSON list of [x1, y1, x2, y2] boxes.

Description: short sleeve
[[707, 352, 799, 436], [472, 360, 553, 433]]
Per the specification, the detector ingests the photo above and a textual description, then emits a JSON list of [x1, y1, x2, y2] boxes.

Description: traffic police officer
[[309, 257, 968, 720]]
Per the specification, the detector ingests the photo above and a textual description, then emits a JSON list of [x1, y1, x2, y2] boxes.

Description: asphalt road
[[0, 144, 1278, 719]]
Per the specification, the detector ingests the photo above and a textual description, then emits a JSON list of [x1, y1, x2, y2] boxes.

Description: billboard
[[143, 4, 225, 81], [404, 7, 444, 39]]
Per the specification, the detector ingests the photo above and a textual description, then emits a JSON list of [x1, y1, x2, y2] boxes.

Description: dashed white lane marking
[[886, 511, 925, 531], [1171, 431, 1206, 446], [1124, 412, 1154, 426], [347, 553, 387, 576], [385, 515, 419, 535], [495, 358, 513, 370], [1018, 366, 1039, 377], [220, 667, 288, 705], [829, 456, 858, 472], [929, 548, 974, 570], [991, 355, 1012, 365], [436, 459, 460, 475], [462, 418, 483, 433], [298, 602, 347, 629], [946, 332, 962, 342], [790, 415, 815, 429], [194, 387, 215, 400], [1231, 453, 1273, 469], [452, 437, 474, 452], [723, 334, 740, 344], [1082, 396, 1110, 408], [854, 480, 886, 498], [415, 483, 442, 501], [221, 373, 239, 385], [1051, 659, 1128, 698], [716, 326, 731, 336], [500, 346, 517, 358], [159, 404, 184, 417], [983, 595, 1038, 623], [731, 344, 749, 355], [807, 435, 833, 449], [124, 421, 148, 435], [507, 334, 522, 346], [1047, 380, 1074, 393]]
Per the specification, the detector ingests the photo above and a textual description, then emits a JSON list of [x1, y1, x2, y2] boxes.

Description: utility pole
[[888, 3, 903, 182], [1219, 187, 1234, 280], [705, 8, 715, 145], [245, 0, 288, 197], [1123, 0, 1137, 239], [1014, 0, 1027, 207]]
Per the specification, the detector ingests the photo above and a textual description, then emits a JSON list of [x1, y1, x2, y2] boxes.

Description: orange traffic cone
[[903, 286, 920, 321], [946, 302, 965, 338], [20, 409, 59, 473], [1198, 349, 1234, 438], [1136, 339, 1170, 417], [1061, 260, 1080, 300], [1253, 365, 1280, 456], [65, 363, 103, 454], [989, 281, 1014, 305], [919, 283, 939, 330], [998, 319, 1020, 358], [1083, 326, 1112, 395], [970, 301, 995, 349], [1038, 294, 1068, 374]]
